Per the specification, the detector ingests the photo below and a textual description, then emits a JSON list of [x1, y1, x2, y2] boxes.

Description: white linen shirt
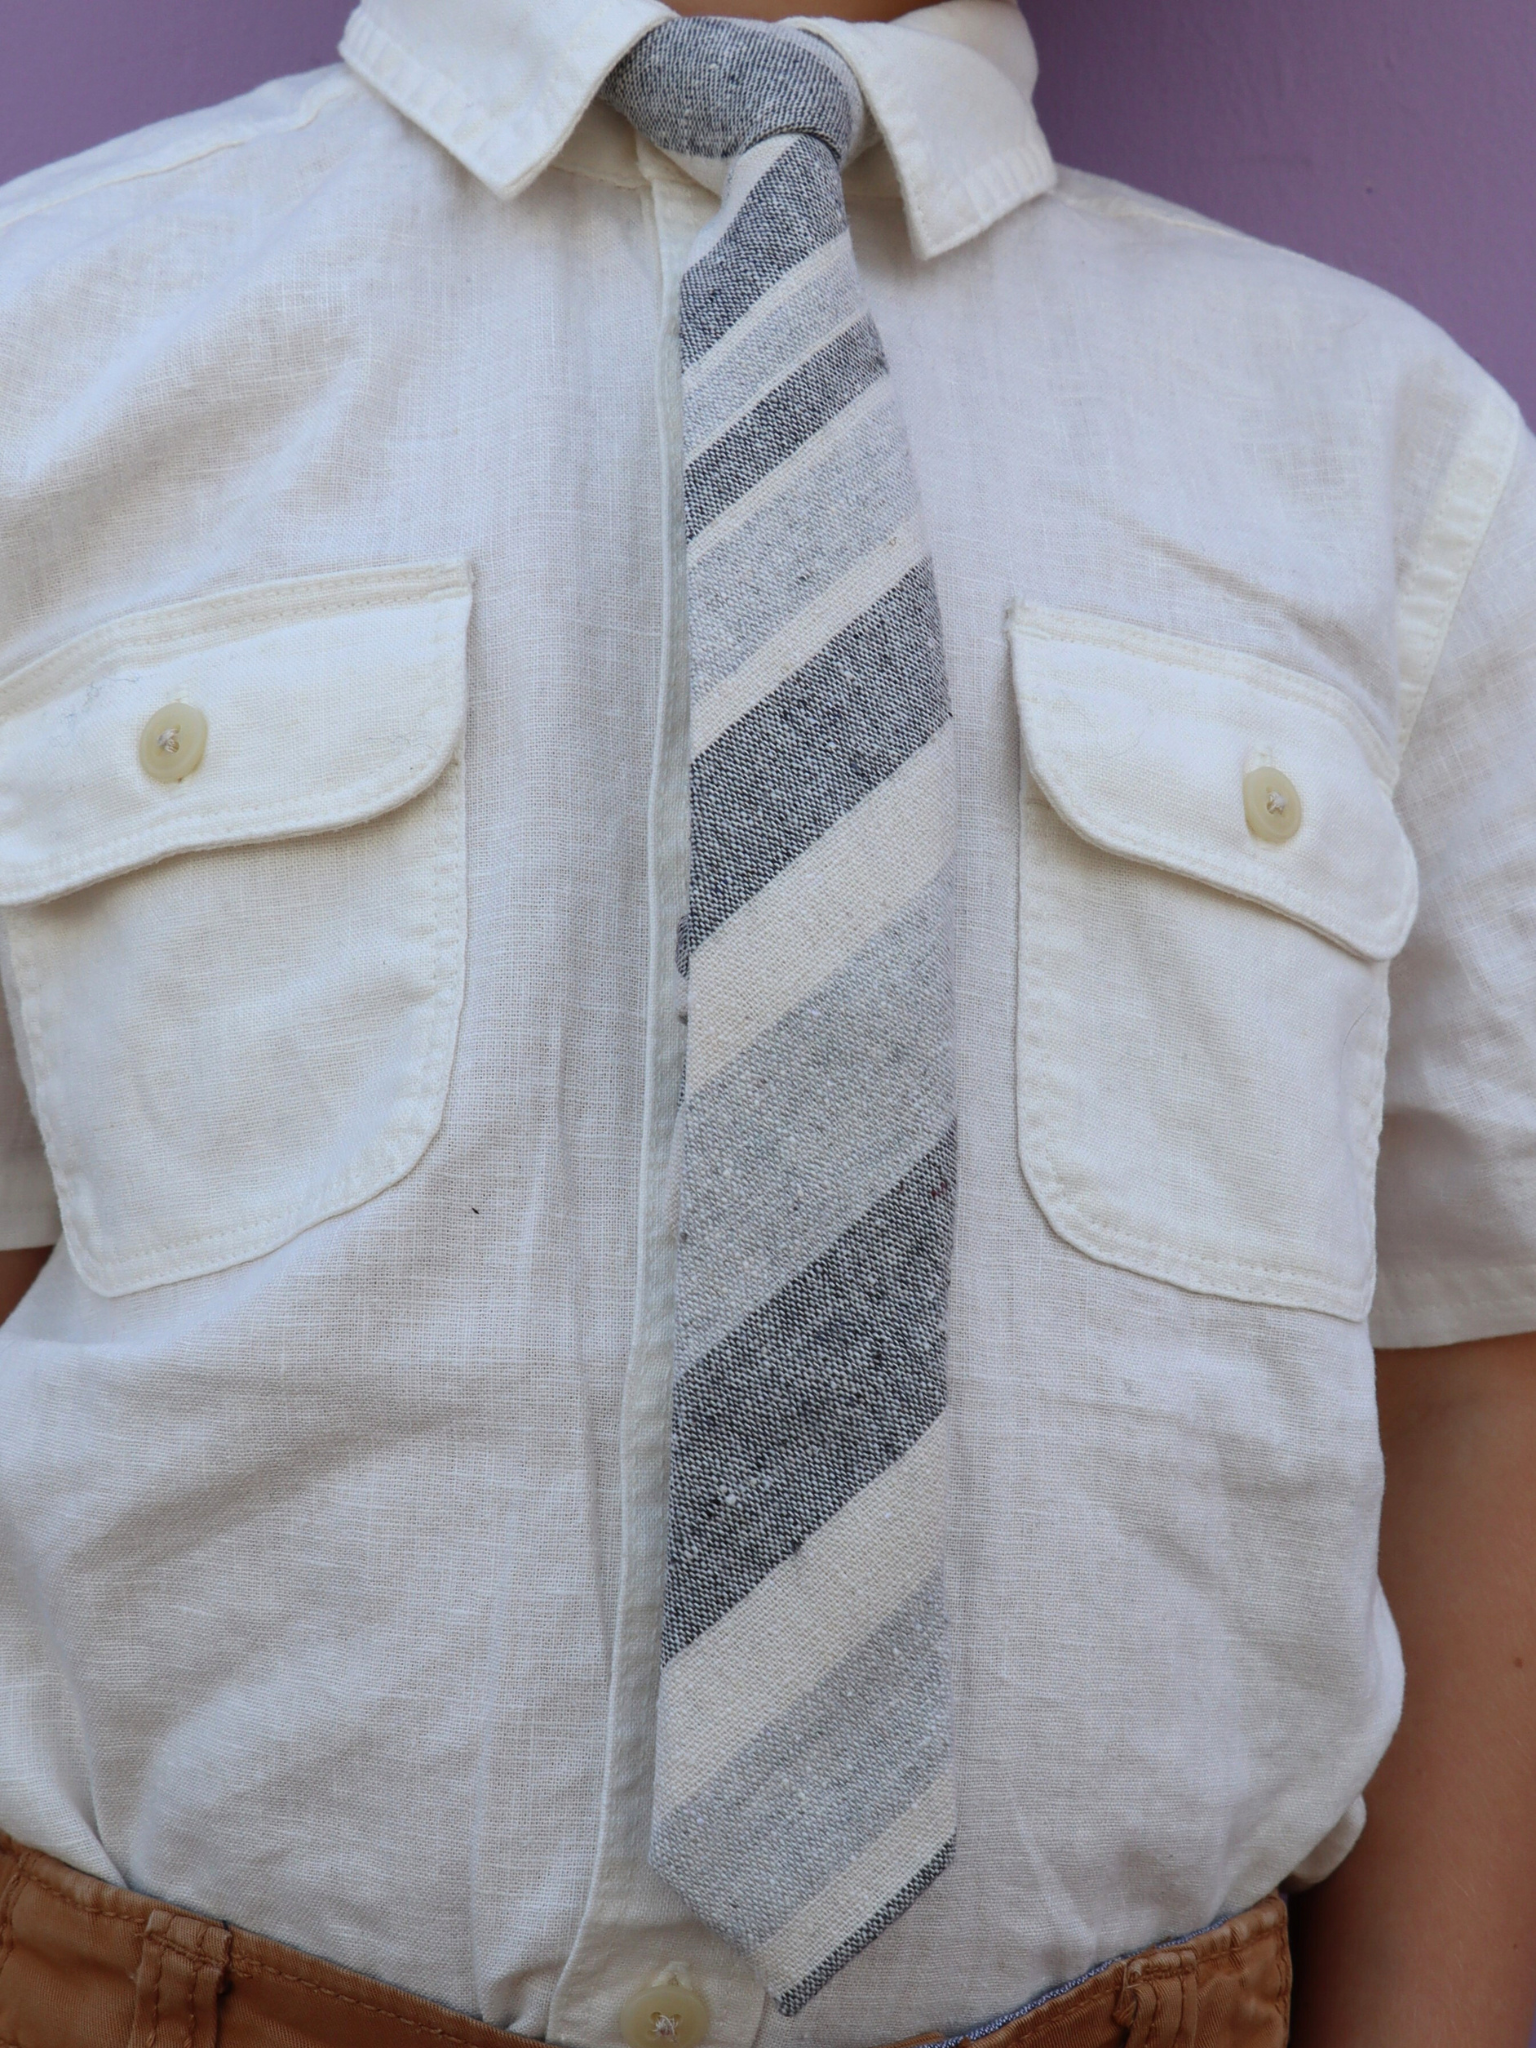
[[0, 1, 1533, 2040]]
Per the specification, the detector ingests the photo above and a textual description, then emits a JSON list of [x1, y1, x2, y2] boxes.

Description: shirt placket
[[545, 149, 769, 2048]]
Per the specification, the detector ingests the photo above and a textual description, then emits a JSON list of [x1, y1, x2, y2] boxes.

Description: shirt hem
[[1370, 1263, 1536, 1349], [0, 1161, 60, 1252]]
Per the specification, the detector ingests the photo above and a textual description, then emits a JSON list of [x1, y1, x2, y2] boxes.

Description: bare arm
[[1290, 1331, 1536, 2047], [0, 1247, 48, 1323]]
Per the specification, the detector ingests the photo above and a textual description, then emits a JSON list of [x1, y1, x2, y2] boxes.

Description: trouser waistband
[[0, 1831, 1288, 2046]]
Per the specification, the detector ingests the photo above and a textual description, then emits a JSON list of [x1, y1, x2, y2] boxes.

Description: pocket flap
[[0, 562, 472, 905], [1008, 605, 1418, 961]]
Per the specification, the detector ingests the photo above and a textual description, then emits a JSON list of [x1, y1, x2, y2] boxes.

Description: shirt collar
[[339, 0, 1055, 258]]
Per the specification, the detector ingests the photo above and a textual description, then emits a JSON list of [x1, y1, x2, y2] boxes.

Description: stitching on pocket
[[0, 562, 471, 719], [1008, 617, 1417, 962], [0, 582, 469, 906], [1014, 807, 1383, 1317], [1008, 603, 1396, 783], [24, 753, 467, 1295], [6, 750, 467, 1297], [1011, 625, 1394, 1320]]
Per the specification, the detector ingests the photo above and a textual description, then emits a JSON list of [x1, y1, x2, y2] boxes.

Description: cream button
[[619, 1975, 711, 2048], [1243, 765, 1301, 843], [139, 703, 208, 784]]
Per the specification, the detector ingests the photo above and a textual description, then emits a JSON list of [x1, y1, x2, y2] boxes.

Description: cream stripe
[[684, 231, 851, 390], [653, 1420, 948, 1819], [689, 377, 897, 563], [683, 237, 861, 454], [690, 518, 926, 756], [685, 725, 955, 1097], [751, 1774, 957, 1993], [686, 132, 796, 266]]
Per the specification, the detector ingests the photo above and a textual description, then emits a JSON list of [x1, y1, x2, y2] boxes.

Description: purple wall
[[1027, 0, 1536, 416], [1, 1, 1532, 416]]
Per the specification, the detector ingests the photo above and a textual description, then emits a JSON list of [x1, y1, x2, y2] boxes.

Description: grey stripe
[[652, 1575, 952, 1948], [775, 1839, 956, 2016], [680, 139, 850, 369], [687, 388, 919, 698], [665, 1124, 957, 1657], [603, 18, 858, 165], [685, 316, 886, 540], [682, 562, 947, 961], [676, 870, 956, 1362]]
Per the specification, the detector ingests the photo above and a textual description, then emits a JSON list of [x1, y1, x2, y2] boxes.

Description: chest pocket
[[1009, 605, 1417, 1320], [0, 562, 471, 1296]]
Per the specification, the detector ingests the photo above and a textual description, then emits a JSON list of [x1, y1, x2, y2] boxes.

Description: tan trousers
[[0, 1832, 1289, 2047]]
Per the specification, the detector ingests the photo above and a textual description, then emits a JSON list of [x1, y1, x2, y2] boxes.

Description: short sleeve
[[0, 989, 59, 1252], [1373, 414, 1536, 1348]]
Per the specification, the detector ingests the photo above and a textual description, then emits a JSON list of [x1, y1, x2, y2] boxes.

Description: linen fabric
[[602, 18, 958, 2010], [0, 1831, 1290, 2048], [0, 2, 1532, 2044]]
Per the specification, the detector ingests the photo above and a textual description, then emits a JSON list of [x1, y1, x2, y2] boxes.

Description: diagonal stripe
[[682, 561, 946, 958], [688, 375, 896, 569], [761, 1799, 956, 2014], [685, 317, 886, 540], [651, 1575, 952, 1949], [676, 880, 955, 1365], [686, 730, 955, 1095], [654, 1419, 949, 1818], [682, 233, 862, 454], [667, 1124, 957, 1656], [680, 137, 849, 367], [690, 516, 926, 749], [687, 390, 918, 695]]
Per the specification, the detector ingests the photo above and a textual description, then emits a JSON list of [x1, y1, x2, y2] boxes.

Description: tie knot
[[602, 17, 863, 168]]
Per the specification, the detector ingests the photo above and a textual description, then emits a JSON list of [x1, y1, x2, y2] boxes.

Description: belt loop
[[1113, 1946, 1199, 2048], [128, 1908, 233, 2048]]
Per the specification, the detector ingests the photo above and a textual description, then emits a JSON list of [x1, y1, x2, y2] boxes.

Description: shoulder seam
[[1050, 174, 1245, 249], [1394, 385, 1524, 770], [0, 70, 356, 238]]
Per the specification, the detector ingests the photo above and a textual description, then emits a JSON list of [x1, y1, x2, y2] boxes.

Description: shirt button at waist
[[619, 1973, 711, 2048]]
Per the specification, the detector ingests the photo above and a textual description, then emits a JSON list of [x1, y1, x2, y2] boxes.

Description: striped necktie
[[603, 17, 959, 2015]]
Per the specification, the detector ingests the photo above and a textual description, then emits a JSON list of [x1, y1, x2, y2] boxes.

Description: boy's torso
[[0, 7, 1520, 2040]]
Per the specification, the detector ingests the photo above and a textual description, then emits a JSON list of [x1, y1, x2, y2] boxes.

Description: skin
[[1291, 1333, 1536, 2047], [0, 1248, 46, 1314], [1, 0, 1530, 2037]]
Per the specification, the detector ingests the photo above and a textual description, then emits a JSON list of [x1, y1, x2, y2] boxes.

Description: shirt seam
[[0, 71, 355, 238], [1050, 176, 1248, 248], [1393, 384, 1523, 767], [1010, 602, 1400, 781], [1374, 1253, 1536, 1292]]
